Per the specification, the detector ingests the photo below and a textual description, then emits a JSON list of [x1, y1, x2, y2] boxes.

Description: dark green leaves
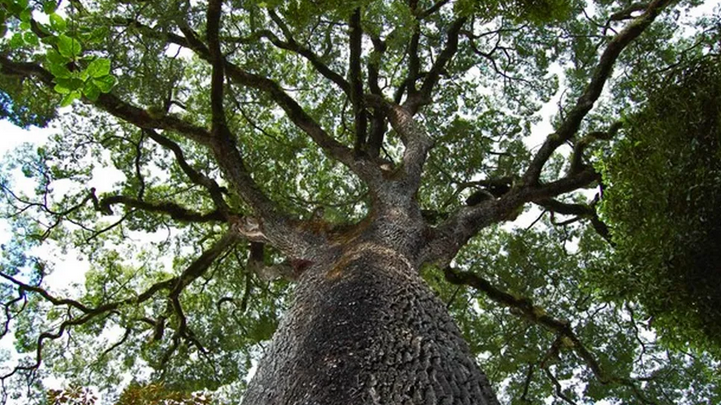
[[598, 56, 721, 356]]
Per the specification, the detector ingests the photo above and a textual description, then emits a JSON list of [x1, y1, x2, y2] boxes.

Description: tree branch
[[569, 122, 621, 174], [422, 167, 600, 266], [349, 7, 368, 153], [535, 198, 613, 244], [265, 9, 351, 96], [96, 194, 225, 223], [522, 0, 673, 184], [406, 29, 421, 101], [444, 266, 660, 405], [178, 20, 353, 157], [408, 17, 466, 113], [207, 0, 229, 138], [0, 56, 212, 145], [366, 98, 433, 196], [170, 23, 374, 181], [0, 230, 238, 382], [202, 0, 284, 216], [143, 129, 230, 216], [418, 0, 452, 19], [366, 34, 387, 158]]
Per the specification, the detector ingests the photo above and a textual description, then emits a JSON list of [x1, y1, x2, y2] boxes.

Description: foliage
[[48, 383, 211, 405], [598, 56, 721, 355], [0, 0, 718, 404]]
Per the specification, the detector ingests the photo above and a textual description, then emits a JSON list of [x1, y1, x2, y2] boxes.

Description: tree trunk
[[241, 241, 500, 405]]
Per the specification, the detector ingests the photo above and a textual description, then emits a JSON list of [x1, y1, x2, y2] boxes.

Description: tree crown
[[0, 0, 719, 403]]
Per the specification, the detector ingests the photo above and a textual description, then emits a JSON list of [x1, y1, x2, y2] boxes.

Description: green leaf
[[9, 33, 24, 48], [42, 1, 57, 14], [23, 31, 38, 46], [48, 62, 72, 79], [86, 58, 111, 78], [19, 8, 31, 22], [19, 21, 30, 31], [87, 27, 109, 44], [46, 49, 69, 65], [59, 90, 80, 107], [57, 34, 82, 58], [7, 2, 23, 16], [92, 75, 116, 93], [82, 81, 100, 101], [49, 13, 66, 32], [40, 35, 57, 45], [54, 77, 84, 94], [53, 83, 71, 94], [78, 69, 89, 82]]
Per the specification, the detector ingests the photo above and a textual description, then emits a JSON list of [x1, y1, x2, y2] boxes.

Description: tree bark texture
[[242, 240, 499, 405]]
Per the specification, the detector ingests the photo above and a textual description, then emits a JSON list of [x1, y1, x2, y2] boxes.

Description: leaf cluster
[[599, 55, 721, 355]]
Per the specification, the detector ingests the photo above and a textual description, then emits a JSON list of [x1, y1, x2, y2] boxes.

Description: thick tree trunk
[[241, 241, 499, 405]]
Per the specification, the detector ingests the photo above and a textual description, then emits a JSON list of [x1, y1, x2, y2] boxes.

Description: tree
[[0, 0, 719, 404], [597, 56, 721, 355]]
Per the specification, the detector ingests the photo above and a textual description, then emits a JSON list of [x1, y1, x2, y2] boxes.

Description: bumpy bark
[[242, 239, 499, 405]]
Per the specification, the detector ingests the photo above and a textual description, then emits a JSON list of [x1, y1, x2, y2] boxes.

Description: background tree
[[0, 0, 719, 404], [597, 55, 721, 356]]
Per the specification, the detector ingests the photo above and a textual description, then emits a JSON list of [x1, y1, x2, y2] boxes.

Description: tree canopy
[[0, 0, 719, 404]]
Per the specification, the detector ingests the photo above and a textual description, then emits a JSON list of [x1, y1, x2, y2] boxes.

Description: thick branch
[[0, 49, 284, 226], [406, 29, 421, 100], [170, 25, 367, 175], [610, 3, 649, 21], [525, 167, 600, 200], [144, 129, 230, 215], [366, 35, 387, 158], [0, 56, 212, 145], [444, 267, 659, 405], [368, 98, 433, 195], [522, 0, 672, 184], [408, 17, 466, 114], [224, 67, 363, 172], [423, 168, 599, 265], [207, 0, 229, 137], [204, 0, 280, 215], [418, 0, 452, 19], [349, 8, 368, 152], [97, 195, 225, 223], [93, 19, 330, 256], [121, 18, 286, 219], [265, 10, 351, 95]]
